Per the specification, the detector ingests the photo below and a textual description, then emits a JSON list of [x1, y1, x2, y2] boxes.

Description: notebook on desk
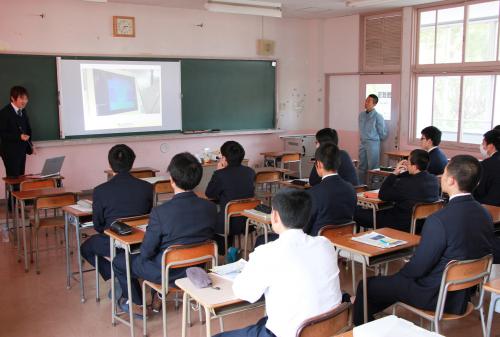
[[27, 156, 65, 179]]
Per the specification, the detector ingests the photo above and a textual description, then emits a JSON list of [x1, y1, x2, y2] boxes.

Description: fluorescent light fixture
[[83, 0, 107, 3], [345, 0, 397, 8], [205, 0, 282, 18]]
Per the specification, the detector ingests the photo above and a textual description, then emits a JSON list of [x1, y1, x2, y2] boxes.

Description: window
[[365, 83, 392, 120], [414, 1, 500, 146]]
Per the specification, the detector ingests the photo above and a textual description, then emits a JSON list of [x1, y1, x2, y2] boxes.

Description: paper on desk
[[136, 224, 148, 232], [354, 315, 443, 337], [211, 259, 247, 281], [352, 231, 407, 249], [70, 204, 92, 213]]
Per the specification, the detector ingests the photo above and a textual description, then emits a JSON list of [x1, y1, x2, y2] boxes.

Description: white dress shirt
[[232, 229, 342, 337]]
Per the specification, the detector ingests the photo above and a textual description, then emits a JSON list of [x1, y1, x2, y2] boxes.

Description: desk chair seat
[[142, 240, 218, 337], [295, 302, 352, 337], [393, 255, 493, 336]]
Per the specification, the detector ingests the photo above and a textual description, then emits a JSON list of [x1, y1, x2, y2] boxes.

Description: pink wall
[[0, 0, 325, 196]]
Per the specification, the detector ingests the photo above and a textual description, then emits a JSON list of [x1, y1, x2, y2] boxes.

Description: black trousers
[[1, 149, 26, 177], [80, 234, 112, 281]]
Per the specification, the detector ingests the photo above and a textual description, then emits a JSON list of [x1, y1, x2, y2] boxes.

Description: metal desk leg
[[64, 212, 71, 289], [264, 224, 269, 243], [244, 218, 251, 260], [4, 183, 9, 240], [111, 238, 117, 326], [486, 294, 499, 337], [182, 292, 188, 337], [15, 197, 21, 262], [362, 257, 368, 323], [21, 200, 28, 272], [74, 217, 85, 303], [204, 306, 211, 337], [371, 206, 377, 230], [125, 249, 135, 337]]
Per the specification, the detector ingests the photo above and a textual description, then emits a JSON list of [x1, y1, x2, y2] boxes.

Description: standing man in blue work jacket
[[358, 94, 388, 184]]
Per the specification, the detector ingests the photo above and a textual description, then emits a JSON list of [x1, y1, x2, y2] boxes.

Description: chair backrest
[[35, 192, 77, 210], [318, 221, 356, 243], [117, 214, 150, 227], [161, 240, 218, 285], [255, 171, 281, 184], [354, 185, 368, 193], [483, 204, 500, 224], [282, 153, 300, 163], [225, 198, 262, 221], [435, 255, 493, 320], [296, 302, 352, 337], [130, 170, 156, 179], [20, 178, 57, 191], [410, 200, 445, 234], [154, 180, 173, 194]]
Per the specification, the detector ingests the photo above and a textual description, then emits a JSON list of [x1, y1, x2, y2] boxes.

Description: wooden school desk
[[175, 273, 264, 337], [260, 151, 299, 167], [12, 187, 73, 272], [63, 203, 93, 303], [3, 175, 64, 243], [242, 209, 272, 259], [385, 150, 411, 163], [105, 226, 145, 337], [330, 228, 421, 323], [104, 167, 159, 180], [278, 180, 311, 190], [356, 191, 392, 229]]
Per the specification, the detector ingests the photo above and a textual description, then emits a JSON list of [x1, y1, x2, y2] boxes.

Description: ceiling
[[106, 0, 441, 18]]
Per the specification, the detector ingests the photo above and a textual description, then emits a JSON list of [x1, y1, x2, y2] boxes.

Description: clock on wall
[[113, 16, 135, 37]]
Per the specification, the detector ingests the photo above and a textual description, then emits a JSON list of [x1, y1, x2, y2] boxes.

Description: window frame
[[411, 0, 500, 149]]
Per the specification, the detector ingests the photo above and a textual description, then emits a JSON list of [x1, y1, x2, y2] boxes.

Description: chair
[[255, 171, 281, 204], [296, 302, 352, 337], [95, 214, 149, 302], [482, 204, 500, 224], [153, 180, 174, 206], [319, 222, 357, 293], [20, 178, 57, 191], [410, 200, 445, 235], [30, 192, 77, 274], [280, 153, 301, 179], [223, 198, 262, 253], [393, 254, 493, 336], [142, 240, 218, 337], [130, 169, 156, 179]]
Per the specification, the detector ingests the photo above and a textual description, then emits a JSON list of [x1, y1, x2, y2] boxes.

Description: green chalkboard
[[0, 54, 59, 141], [0, 55, 276, 141], [181, 59, 276, 131]]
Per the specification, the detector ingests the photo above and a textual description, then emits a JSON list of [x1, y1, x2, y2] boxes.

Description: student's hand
[[394, 160, 408, 175], [20, 134, 30, 141]]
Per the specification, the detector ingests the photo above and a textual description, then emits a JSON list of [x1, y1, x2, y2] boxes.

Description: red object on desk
[[363, 191, 379, 199]]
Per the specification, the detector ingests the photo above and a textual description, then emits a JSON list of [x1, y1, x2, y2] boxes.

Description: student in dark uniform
[[0, 86, 33, 177], [354, 149, 440, 232], [80, 144, 153, 288], [113, 152, 217, 314], [474, 129, 500, 206], [205, 141, 255, 253], [353, 155, 494, 325], [309, 128, 358, 186], [420, 126, 448, 175], [305, 143, 357, 236]]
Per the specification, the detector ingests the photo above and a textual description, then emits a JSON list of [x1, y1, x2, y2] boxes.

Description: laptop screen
[[40, 156, 65, 176]]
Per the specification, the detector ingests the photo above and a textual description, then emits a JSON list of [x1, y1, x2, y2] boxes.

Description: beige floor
[[0, 223, 498, 337]]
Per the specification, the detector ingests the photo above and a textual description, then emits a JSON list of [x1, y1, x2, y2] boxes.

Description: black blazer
[[427, 147, 448, 175], [306, 174, 357, 236], [378, 171, 440, 231], [0, 104, 32, 156], [398, 195, 493, 314], [92, 172, 153, 233], [140, 191, 217, 266], [474, 151, 500, 206], [205, 165, 255, 234], [309, 150, 359, 186]]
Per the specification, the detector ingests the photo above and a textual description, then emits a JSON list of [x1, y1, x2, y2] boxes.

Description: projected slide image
[[81, 64, 162, 131]]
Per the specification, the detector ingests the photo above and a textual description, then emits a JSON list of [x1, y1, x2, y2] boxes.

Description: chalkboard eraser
[[210, 129, 221, 133]]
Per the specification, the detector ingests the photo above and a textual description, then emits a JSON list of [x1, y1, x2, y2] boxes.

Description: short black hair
[[10, 86, 28, 100], [108, 144, 135, 173], [315, 128, 339, 146], [368, 94, 379, 105], [409, 149, 430, 171], [446, 155, 481, 193], [483, 129, 500, 151], [167, 152, 203, 190], [220, 141, 245, 166], [315, 143, 341, 171], [493, 125, 500, 131], [271, 189, 312, 229], [421, 126, 442, 146]]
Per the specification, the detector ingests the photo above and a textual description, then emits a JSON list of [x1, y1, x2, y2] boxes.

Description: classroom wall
[[0, 0, 324, 195]]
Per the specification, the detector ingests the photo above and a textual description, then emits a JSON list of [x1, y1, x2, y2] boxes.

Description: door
[[359, 74, 400, 166]]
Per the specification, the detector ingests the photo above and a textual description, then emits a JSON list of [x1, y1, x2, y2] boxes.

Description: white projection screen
[[57, 58, 182, 138]]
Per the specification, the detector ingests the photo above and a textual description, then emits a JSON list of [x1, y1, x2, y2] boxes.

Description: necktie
[[17, 109, 22, 117]]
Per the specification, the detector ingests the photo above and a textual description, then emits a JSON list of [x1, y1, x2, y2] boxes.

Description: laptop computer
[[28, 156, 65, 178]]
